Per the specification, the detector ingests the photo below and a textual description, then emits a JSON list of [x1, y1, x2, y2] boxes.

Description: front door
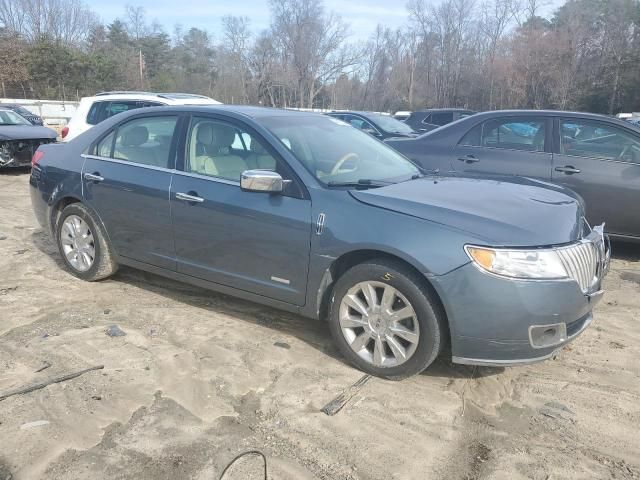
[[552, 118, 640, 237], [170, 115, 312, 305], [451, 116, 552, 180], [82, 114, 180, 269]]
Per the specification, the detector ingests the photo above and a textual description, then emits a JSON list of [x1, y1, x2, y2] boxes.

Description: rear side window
[[86, 102, 106, 125], [459, 124, 482, 146], [104, 101, 148, 120], [560, 119, 640, 163], [87, 100, 163, 125], [96, 131, 115, 157], [461, 117, 547, 152], [430, 112, 454, 126], [111, 116, 178, 168]]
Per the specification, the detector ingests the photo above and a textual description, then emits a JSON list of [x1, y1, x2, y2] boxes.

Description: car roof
[[328, 110, 389, 117], [115, 104, 324, 120], [413, 108, 475, 113], [469, 109, 636, 126], [81, 91, 221, 105]]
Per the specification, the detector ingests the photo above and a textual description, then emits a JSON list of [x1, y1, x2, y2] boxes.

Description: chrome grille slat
[[557, 241, 599, 293]]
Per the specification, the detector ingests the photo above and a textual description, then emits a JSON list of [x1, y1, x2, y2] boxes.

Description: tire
[[55, 203, 118, 281], [328, 259, 445, 380]]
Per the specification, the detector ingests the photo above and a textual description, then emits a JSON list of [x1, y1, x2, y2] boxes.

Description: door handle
[[175, 192, 204, 203], [458, 155, 479, 164], [84, 172, 104, 182], [555, 166, 581, 174]]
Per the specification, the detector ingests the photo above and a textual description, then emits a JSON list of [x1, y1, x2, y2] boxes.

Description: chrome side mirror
[[240, 169, 284, 193]]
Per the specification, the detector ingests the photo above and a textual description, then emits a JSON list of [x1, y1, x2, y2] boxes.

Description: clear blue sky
[[86, 0, 410, 41]]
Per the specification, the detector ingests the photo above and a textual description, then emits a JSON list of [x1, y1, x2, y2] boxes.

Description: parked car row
[[386, 110, 640, 241], [30, 104, 610, 379]]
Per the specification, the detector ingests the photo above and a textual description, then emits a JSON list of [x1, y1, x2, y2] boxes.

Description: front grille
[[556, 242, 598, 293]]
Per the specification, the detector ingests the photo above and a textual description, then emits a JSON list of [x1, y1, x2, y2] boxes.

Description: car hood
[[0, 125, 58, 140], [349, 176, 585, 246]]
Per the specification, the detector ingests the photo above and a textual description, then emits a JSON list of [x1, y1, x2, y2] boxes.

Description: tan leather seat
[[208, 124, 247, 181], [190, 123, 218, 175], [246, 140, 276, 170], [115, 126, 160, 166], [189, 123, 247, 181]]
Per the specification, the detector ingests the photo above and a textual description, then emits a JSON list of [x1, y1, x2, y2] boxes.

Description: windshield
[[15, 107, 33, 116], [260, 115, 420, 185], [0, 109, 31, 126], [369, 114, 415, 134]]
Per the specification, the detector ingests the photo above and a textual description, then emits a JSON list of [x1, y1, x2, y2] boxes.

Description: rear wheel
[[55, 203, 117, 281], [329, 259, 445, 379]]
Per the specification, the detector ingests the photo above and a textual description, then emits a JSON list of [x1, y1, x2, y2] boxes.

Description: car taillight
[[61, 126, 69, 139], [32, 150, 44, 167]]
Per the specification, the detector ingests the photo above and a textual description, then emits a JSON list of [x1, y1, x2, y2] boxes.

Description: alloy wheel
[[60, 215, 96, 272], [338, 281, 420, 367]]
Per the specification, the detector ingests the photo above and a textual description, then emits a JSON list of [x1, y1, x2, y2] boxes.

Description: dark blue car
[[30, 106, 610, 378]]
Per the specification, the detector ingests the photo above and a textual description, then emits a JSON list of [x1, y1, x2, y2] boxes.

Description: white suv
[[62, 91, 221, 141]]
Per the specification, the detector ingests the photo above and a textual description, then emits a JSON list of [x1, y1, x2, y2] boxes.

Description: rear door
[[82, 113, 181, 269], [451, 116, 553, 180], [552, 118, 640, 237], [170, 114, 312, 305]]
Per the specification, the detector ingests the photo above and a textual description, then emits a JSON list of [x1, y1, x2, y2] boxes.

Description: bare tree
[[0, 0, 97, 44], [124, 5, 147, 41], [269, 0, 359, 108], [0, 32, 29, 96]]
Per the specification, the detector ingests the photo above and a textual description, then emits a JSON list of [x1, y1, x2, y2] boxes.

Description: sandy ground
[[0, 170, 639, 480]]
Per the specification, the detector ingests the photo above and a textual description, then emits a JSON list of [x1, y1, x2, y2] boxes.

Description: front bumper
[[432, 232, 610, 366], [0, 138, 55, 168]]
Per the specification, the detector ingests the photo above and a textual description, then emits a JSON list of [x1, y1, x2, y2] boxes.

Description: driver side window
[[186, 117, 279, 182], [560, 119, 640, 164]]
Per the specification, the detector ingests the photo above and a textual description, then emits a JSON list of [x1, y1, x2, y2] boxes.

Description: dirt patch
[[1, 172, 639, 479]]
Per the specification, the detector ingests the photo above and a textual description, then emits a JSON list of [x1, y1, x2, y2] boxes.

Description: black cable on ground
[[218, 449, 268, 480]]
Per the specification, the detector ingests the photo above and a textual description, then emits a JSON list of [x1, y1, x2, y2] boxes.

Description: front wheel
[[55, 203, 118, 281], [329, 259, 445, 380]]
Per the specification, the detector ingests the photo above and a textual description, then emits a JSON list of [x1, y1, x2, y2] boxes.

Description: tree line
[[1, 0, 639, 114]]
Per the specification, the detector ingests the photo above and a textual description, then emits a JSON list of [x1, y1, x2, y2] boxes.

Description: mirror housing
[[240, 169, 284, 193]]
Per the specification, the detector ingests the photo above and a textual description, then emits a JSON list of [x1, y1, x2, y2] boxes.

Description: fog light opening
[[529, 323, 567, 349]]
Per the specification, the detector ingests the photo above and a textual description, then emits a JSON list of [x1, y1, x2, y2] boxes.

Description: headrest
[[122, 126, 148, 147], [211, 124, 236, 149], [250, 140, 267, 155], [196, 123, 215, 145]]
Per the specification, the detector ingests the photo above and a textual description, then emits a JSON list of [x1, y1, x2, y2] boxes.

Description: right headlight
[[465, 245, 568, 280]]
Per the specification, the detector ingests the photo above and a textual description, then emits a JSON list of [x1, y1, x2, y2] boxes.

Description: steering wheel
[[330, 153, 359, 176], [618, 144, 631, 161]]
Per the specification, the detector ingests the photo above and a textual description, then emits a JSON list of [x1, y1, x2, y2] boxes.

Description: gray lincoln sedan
[[30, 106, 610, 379]]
